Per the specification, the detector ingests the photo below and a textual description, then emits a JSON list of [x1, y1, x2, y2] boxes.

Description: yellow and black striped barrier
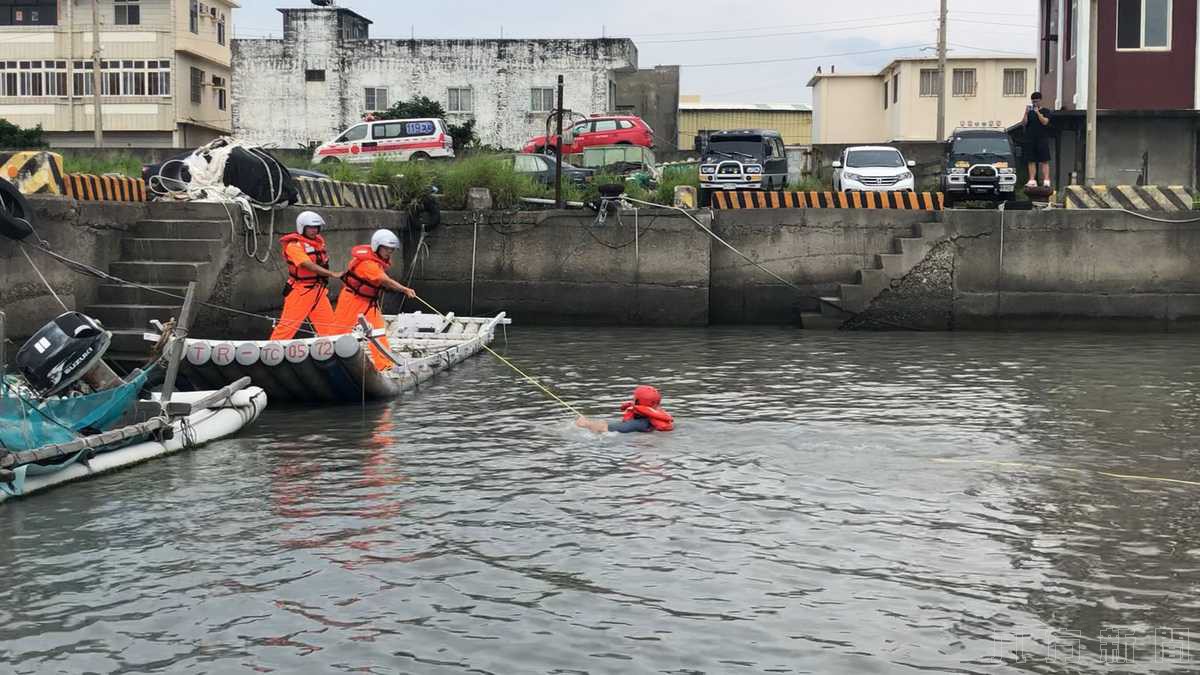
[[1064, 185, 1194, 211], [712, 191, 944, 210], [0, 150, 67, 195], [63, 173, 147, 202], [294, 177, 395, 210]]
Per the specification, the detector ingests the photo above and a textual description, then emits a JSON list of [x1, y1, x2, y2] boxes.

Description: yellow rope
[[414, 296, 583, 417], [932, 458, 1200, 488]]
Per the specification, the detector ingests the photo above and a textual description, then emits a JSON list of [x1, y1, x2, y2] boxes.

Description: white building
[[808, 55, 1036, 144], [0, 0, 236, 147], [232, 6, 640, 150]]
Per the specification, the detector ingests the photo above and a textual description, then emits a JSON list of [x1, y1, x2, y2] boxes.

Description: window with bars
[[218, 14, 227, 45], [447, 87, 473, 112], [883, 82, 889, 110], [952, 68, 977, 97], [364, 87, 388, 111], [305, 69, 326, 82], [1003, 69, 1027, 96], [212, 75, 226, 110], [115, 0, 140, 26], [0, 61, 67, 97], [919, 68, 941, 97], [892, 73, 899, 103], [530, 87, 555, 112], [190, 66, 203, 104], [189, 0, 199, 34]]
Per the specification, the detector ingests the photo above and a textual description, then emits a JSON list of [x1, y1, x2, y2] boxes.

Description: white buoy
[[260, 342, 285, 367], [284, 341, 310, 364], [186, 340, 212, 366], [235, 342, 261, 367], [212, 342, 237, 367], [334, 334, 360, 359]]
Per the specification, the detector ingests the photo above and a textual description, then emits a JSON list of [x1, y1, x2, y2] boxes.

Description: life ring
[[0, 178, 34, 241]]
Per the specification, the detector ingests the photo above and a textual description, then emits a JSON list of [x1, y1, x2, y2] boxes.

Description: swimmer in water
[[576, 385, 675, 434]]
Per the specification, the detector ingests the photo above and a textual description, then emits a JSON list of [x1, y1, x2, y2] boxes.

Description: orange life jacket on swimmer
[[279, 233, 329, 287], [620, 385, 674, 431], [340, 244, 388, 302]]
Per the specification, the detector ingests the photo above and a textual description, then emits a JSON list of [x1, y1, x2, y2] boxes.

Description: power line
[[679, 44, 931, 69], [948, 42, 1037, 56], [639, 19, 934, 45], [626, 12, 935, 38]]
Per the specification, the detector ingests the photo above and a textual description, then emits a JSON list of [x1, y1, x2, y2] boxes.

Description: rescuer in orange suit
[[331, 229, 416, 370], [269, 211, 340, 340]]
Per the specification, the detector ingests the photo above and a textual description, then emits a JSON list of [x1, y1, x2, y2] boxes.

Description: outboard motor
[[14, 312, 111, 398]]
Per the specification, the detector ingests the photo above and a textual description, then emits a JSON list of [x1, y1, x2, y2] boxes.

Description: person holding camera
[[1023, 92, 1053, 189]]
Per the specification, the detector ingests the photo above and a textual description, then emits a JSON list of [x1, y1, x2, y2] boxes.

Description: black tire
[[0, 178, 34, 242], [541, 146, 557, 157], [319, 156, 340, 165], [410, 152, 431, 161], [412, 194, 442, 231]]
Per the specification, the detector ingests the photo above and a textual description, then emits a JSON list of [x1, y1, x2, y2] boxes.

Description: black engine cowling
[[14, 312, 111, 398]]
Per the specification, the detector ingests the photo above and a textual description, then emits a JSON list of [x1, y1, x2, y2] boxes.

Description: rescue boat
[[175, 311, 511, 403]]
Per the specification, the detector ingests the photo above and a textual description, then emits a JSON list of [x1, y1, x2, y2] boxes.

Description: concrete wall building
[[0, 0, 235, 147], [232, 6, 646, 151], [1036, 0, 1200, 187], [613, 65, 680, 151], [808, 56, 1037, 144], [677, 99, 812, 149]]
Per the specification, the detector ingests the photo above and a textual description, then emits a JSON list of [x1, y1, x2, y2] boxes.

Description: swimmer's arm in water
[[575, 416, 653, 434]]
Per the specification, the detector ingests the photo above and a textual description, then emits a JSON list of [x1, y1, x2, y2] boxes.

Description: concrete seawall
[[6, 196, 1200, 341]]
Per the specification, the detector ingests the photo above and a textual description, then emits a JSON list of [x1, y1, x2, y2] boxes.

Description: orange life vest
[[621, 403, 675, 432], [341, 245, 388, 302], [279, 233, 329, 286]]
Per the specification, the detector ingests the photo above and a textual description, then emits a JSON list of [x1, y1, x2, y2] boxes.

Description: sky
[[233, 0, 1039, 105]]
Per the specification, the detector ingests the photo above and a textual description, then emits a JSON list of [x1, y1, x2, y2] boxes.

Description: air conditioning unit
[[198, 3, 207, 15]]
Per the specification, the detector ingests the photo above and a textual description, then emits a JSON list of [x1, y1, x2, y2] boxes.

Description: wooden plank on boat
[[0, 417, 169, 470], [164, 377, 251, 417]]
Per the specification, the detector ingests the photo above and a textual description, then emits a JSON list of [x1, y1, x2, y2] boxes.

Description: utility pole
[[936, 0, 948, 142], [1085, 0, 1099, 184], [554, 74, 564, 208], [91, 0, 104, 147]]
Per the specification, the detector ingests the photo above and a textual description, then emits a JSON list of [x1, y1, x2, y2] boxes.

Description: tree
[[0, 119, 48, 149], [375, 96, 478, 153]]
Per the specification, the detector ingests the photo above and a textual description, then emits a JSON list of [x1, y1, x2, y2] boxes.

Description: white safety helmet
[[296, 210, 325, 235], [371, 228, 400, 252]]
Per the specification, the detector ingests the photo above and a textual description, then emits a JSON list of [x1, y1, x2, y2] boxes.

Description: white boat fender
[[186, 340, 212, 366], [235, 342, 261, 367], [284, 341, 310, 363], [260, 342, 286, 367], [334, 334, 360, 359], [311, 338, 336, 362], [212, 343, 237, 367]]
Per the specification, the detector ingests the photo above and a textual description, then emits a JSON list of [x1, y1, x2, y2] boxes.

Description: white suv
[[832, 146, 916, 192]]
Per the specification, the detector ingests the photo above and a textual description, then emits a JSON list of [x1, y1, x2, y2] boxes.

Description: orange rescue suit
[[269, 233, 336, 340], [620, 402, 675, 431], [332, 245, 393, 370]]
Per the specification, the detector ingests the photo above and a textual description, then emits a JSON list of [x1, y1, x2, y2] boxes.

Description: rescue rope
[[932, 458, 1200, 489], [413, 295, 582, 417]]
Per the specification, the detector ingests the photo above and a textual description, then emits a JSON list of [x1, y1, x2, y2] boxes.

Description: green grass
[[62, 152, 143, 178]]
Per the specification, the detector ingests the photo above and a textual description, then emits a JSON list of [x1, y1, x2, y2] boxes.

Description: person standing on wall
[[269, 211, 340, 340], [1023, 92, 1053, 189], [331, 229, 417, 371]]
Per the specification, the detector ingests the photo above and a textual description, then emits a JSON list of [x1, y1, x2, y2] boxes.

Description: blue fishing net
[[0, 369, 149, 453]]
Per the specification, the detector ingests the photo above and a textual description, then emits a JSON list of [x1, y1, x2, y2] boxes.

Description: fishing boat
[[176, 311, 511, 403], [0, 311, 267, 503]]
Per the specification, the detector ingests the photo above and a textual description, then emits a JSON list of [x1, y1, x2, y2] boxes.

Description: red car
[[523, 115, 654, 155]]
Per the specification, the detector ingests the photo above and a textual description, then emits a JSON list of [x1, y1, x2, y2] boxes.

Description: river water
[[2, 328, 1200, 674]]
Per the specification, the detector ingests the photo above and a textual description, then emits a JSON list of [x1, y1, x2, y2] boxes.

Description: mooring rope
[[932, 458, 1200, 489], [413, 296, 582, 417]]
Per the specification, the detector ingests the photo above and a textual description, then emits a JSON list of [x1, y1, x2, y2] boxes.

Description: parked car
[[312, 118, 454, 164], [507, 153, 594, 186], [832, 146, 915, 192], [569, 145, 661, 190], [697, 129, 788, 203], [522, 115, 654, 156], [940, 128, 1018, 206]]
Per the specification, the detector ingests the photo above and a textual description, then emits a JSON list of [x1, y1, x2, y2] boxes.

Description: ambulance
[[311, 118, 455, 164]]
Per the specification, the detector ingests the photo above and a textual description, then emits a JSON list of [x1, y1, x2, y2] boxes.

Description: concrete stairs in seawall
[[801, 222, 948, 329], [85, 212, 231, 367]]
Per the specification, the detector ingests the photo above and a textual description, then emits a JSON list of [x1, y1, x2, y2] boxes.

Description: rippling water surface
[[3, 328, 1200, 674]]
